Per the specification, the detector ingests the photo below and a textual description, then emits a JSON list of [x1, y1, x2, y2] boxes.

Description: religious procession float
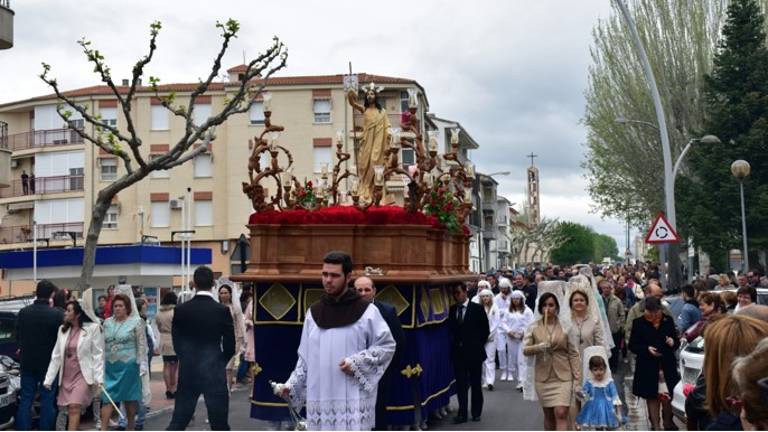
[[232, 82, 476, 426]]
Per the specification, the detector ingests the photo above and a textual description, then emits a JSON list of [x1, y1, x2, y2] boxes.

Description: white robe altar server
[[279, 252, 395, 430]]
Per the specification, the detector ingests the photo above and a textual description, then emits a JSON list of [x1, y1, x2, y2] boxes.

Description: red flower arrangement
[[424, 183, 462, 234], [248, 205, 461, 230]]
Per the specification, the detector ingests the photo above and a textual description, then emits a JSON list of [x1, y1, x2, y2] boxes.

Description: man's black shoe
[[487, 384, 494, 391], [472, 416, 481, 422], [453, 416, 467, 424]]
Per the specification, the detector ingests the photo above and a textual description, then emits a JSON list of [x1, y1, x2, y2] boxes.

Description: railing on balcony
[[7, 128, 84, 151], [0, 174, 84, 199], [0, 121, 7, 150], [0, 222, 84, 245]]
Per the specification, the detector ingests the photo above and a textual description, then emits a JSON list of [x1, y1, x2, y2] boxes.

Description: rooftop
[[0, 70, 421, 110]]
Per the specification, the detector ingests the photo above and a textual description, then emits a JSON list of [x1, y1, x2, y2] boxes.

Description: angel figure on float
[[347, 82, 391, 202]]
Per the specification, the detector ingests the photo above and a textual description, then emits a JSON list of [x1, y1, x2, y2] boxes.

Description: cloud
[[0, 0, 629, 247]]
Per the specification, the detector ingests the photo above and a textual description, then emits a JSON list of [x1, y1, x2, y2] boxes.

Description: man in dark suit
[[15, 280, 63, 430], [354, 276, 406, 431], [448, 282, 490, 424], [167, 266, 236, 431]]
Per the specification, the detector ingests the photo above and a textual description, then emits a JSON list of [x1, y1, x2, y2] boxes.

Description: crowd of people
[[15, 267, 244, 431], [13, 257, 768, 431], [454, 262, 768, 431]]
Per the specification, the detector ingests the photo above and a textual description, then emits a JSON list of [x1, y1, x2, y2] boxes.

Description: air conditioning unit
[[170, 199, 183, 210], [10, 160, 18, 168]]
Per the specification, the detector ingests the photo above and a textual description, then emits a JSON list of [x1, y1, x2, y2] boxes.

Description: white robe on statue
[[286, 304, 395, 430]]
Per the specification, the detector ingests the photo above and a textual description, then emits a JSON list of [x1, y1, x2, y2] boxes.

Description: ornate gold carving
[[252, 362, 263, 377], [429, 288, 446, 315], [259, 283, 296, 320], [420, 287, 430, 319], [303, 288, 324, 312], [401, 363, 423, 379], [375, 285, 409, 317]]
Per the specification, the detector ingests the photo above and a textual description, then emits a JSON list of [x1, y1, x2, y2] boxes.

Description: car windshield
[[686, 336, 705, 353]]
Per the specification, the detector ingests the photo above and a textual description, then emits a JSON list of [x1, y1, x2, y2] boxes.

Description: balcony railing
[[7, 128, 84, 151], [0, 174, 84, 199], [0, 121, 7, 150], [0, 222, 84, 245]]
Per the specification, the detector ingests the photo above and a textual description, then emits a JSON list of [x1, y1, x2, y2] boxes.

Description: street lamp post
[[615, 114, 722, 287], [731, 160, 751, 273]]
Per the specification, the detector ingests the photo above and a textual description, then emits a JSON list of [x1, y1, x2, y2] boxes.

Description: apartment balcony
[[0, 1, 13, 50], [0, 174, 84, 199], [7, 128, 84, 152], [0, 121, 9, 187], [0, 222, 84, 245]]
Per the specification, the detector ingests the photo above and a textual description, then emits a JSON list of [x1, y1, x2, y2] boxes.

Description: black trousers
[[167, 370, 230, 431], [610, 331, 622, 373], [453, 354, 483, 419]]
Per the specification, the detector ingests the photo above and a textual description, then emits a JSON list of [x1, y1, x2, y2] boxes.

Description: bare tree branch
[[39, 20, 288, 291]]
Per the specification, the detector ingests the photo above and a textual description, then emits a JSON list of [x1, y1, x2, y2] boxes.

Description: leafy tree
[[678, 0, 768, 270], [583, 0, 732, 226], [40, 20, 288, 290], [549, 222, 596, 265], [594, 234, 620, 262]]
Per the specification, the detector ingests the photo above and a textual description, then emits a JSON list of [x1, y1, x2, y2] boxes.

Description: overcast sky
[[0, 0, 639, 255]]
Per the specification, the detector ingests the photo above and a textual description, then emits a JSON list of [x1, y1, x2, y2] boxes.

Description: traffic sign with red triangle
[[645, 212, 681, 244]]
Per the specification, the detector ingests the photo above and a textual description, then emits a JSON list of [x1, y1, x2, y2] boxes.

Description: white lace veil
[[572, 270, 615, 354], [582, 345, 613, 387], [215, 279, 242, 312], [115, 284, 141, 321], [523, 280, 572, 401], [80, 287, 102, 325]]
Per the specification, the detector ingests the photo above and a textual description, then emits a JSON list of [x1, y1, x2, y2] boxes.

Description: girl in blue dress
[[576, 347, 626, 430]]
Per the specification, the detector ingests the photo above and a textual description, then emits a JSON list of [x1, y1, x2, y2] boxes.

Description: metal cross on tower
[[527, 152, 538, 166]]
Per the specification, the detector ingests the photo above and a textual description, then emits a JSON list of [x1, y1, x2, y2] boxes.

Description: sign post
[[645, 212, 681, 244]]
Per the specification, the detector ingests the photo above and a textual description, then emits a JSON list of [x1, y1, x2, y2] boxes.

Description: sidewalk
[[80, 357, 178, 429]]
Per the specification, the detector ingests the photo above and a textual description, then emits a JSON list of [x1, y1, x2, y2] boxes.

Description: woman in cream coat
[[523, 292, 581, 431], [44, 300, 104, 431]]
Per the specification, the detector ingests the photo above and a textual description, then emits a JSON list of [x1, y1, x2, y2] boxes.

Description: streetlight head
[[731, 159, 751, 179], [614, 116, 628, 124], [700, 135, 721, 145]]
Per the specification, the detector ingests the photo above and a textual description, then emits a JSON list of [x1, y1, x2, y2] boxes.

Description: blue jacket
[[676, 300, 701, 333]]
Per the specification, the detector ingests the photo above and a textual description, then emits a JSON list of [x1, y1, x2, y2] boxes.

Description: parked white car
[[671, 336, 704, 421]]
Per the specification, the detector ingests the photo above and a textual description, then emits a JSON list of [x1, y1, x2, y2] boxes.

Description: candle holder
[[243, 89, 474, 234]]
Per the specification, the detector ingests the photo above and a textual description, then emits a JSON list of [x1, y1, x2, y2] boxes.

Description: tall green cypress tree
[[678, 0, 768, 271]]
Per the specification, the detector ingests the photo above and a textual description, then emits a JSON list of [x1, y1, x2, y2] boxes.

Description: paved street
[[145, 376, 545, 431], [144, 363, 664, 431]]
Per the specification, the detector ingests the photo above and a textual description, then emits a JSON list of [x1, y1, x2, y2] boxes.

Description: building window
[[401, 148, 415, 170], [100, 158, 117, 181], [150, 155, 169, 178], [400, 91, 409, 113], [104, 205, 119, 229], [100, 107, 117, 127], [249, 102, 265, 125], [313, 146, 332, 173], [313, 99, 331, 123], [151, 105, 169, 130], [193, 103, 212, 126], [194, 153, 212, 178], [194, 200, 213, 226], [151, 201, 170, 227]]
